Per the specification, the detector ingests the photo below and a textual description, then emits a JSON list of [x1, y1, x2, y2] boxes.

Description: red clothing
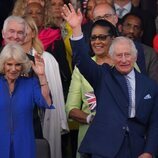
[[153, 34, 158, 53], [38, 27, 61, 50]]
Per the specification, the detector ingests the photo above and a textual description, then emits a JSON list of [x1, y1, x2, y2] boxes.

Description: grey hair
[[0, 43, 31, 74], [109, 36, 138, 58], [2, 15, 27, 35]]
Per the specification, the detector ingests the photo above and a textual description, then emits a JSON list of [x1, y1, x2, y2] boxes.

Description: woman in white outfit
[[22, 15, 69, 158]]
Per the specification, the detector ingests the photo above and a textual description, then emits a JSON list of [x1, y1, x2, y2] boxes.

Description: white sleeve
[[70, 34, 83, 41]]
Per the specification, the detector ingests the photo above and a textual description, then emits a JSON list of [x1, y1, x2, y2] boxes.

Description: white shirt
[[114, 2, 132, 18], [71, 34, 83, 40]]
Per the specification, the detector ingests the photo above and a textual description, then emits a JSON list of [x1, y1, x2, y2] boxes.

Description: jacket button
[[122, 126, 126, 130], [122, 126, 129, 132]]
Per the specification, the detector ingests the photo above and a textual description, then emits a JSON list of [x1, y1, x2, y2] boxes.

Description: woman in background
[[12, 0, 71, 100], [22, 15, 69, 158], [12, 0, 47, 16], [85, 0, 96, 21]]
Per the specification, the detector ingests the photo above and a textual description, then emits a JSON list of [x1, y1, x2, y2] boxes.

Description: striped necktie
[[118, 8, 125, 18], [125, 76, 133, 117]]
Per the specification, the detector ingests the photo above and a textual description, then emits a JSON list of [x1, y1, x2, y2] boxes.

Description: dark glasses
[[90, 34, 111, 41]]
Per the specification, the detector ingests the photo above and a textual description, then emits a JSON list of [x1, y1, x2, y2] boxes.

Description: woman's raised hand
[[32, 54, 45, 77], [61, 3, 83, 37]]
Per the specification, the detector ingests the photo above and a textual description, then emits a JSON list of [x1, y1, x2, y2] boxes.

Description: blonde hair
[[23, 15, 44, 55], [12, 0, 27, 16], [0, 43, 31, 74], [46, 0, 68, 27]]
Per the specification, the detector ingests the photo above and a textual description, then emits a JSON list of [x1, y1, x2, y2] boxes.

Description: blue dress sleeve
[[32, 77, 55, 109]]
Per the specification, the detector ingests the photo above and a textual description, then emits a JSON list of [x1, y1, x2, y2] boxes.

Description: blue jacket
[[0, 76, 53, 158]]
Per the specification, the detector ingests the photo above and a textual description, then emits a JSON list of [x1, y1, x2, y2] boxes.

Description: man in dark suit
[[118, 13, 158, 83], [114, 0, 156, 46], [62, 3, 158, 158]]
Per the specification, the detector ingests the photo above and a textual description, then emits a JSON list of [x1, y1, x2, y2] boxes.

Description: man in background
[[119, 13, 158, 83], [114, 0, 156, 46]]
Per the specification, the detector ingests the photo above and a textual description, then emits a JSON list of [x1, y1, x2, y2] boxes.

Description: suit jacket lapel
[[135, 70, 144, 110], [112, 68, 129, 100], [105, 68, 129, 117]]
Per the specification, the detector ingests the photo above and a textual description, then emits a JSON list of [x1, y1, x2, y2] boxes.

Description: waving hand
[[61, 3, 83, 37]]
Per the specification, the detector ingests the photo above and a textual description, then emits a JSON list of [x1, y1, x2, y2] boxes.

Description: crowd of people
[[0, 0, 158, 158]]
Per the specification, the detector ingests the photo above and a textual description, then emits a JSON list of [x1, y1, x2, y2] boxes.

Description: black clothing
[[46, 38, 71, 101], [0, 0, 15, 45]]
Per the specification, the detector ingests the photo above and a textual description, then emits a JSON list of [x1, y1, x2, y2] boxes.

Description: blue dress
[[0, 75, 53, 158]]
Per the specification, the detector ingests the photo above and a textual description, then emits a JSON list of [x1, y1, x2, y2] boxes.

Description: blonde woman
[[22, 15, 69, 158]]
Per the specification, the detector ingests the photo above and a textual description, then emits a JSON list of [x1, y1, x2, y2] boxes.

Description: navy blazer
[[71, 37, 158, 157]]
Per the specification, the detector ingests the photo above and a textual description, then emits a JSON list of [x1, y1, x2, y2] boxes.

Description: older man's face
[[2, 21, 26, 45], [112, 41, 137, 74], [93, 4, 118, 26]]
